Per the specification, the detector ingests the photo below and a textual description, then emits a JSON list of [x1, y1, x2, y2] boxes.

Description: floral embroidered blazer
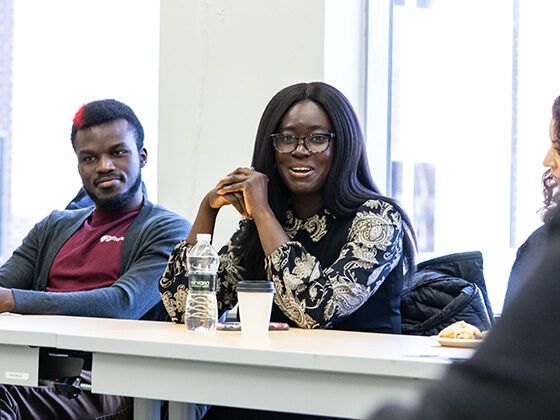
[[159, 199, 405, 333]]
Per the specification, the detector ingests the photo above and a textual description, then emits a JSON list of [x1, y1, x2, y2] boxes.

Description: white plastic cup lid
[[237, 281, 275, 293], [196, 233, 212, 243]]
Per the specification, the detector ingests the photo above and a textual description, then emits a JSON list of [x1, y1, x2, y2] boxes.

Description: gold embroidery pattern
[[159, 225, 247, 322], [216, 238, 246, 311], [265, 199, 403, 329], [159, 239, 191, 322], [284, 209, 331, 242], [284, 210, 299, 239], [160, 200, 403, 329]]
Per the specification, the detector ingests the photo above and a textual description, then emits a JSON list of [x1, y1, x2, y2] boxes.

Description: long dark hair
[[541, 95, 560, 223], [241, 82, 416, 284]]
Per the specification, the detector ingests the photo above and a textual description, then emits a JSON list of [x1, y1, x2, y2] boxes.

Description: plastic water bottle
[[185, 233, 219, 332]]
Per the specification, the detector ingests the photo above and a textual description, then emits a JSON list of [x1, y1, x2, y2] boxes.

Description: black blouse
[[159, 199, 405, 333]]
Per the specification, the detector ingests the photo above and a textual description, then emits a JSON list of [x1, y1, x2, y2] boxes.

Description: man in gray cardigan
[[0, 99, 190, 419]]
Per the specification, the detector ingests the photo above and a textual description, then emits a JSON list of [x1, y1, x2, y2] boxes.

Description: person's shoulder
[[139, 200, 191, 230], [347, 199, 403, 245], [357, 198, 399, 217], [25, 208, 91, 237], [46, 207, 92, 223], [516, 224, 547, 257], [526, 224, 547, 242], [142, 200, 187, 221], [351, 199, 403, 231]]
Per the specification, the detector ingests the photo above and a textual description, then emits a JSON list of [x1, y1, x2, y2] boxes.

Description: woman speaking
[[504, 95, 560, 309], [159, 81, 416, 336], [159, 81, 417, 419]]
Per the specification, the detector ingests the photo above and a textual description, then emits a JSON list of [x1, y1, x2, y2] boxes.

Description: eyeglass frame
[[270, 132, 335, 154]]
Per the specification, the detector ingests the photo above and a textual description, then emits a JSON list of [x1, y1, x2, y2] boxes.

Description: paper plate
[[436, 336, 483, 348]]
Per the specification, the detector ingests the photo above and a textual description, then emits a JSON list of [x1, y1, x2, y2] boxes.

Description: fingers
[[216, 167, 256, 192], [216, 173, 248, 191], [232, 192, 249, 217], [217, 183, 243, 195], [223, 192, 249, 218], [226, 166, 254, 177]]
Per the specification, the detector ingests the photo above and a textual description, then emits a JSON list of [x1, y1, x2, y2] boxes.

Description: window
[[0, 0, 159, 262], [366, 0, 559, 312], [0, 0, 14, 257]]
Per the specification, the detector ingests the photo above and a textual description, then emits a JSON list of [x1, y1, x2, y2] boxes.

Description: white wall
[[324, 0, 366, 126], [158, 0, 327, 245], [2, 0, 364, 258], [11, 0, 160, 215], [4, 0, 159, 260]]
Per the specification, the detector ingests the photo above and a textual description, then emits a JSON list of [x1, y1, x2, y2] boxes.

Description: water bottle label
[[188, 273, 217, 292]]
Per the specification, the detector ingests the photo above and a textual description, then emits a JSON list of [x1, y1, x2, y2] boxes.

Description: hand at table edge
[[0, 287, 16, 313]]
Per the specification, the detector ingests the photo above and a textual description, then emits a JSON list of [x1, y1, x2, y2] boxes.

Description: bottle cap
[[196, 233, 212, 243]]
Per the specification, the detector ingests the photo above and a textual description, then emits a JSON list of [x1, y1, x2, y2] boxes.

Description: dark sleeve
[[159, 239, 192, 323], [159, 221, 247, 323], [368, 215, 560, 420], [12, 212, 190, 320], [503, 225, 546, 309], [265, 200, 404, 329]]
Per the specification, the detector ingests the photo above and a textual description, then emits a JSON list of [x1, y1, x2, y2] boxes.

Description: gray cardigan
[[0, 200, 190, 320]]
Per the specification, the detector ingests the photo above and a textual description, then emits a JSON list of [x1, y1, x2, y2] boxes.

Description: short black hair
[[70, 99, 144, 150]]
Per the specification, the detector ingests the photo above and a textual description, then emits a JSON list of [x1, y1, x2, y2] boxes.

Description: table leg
[[133, 397, 161, 420]]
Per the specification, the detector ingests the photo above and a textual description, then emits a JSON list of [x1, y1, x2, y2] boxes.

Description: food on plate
[[438, 321, 482, 340]]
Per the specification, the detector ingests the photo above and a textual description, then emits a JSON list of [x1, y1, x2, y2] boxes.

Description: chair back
[[401, 251, 494, 336]]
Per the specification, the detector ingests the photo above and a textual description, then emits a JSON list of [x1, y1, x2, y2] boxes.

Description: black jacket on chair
[[400, 251, 494, 336]]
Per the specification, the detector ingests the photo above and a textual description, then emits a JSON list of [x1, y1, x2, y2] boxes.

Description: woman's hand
[[191, 167, 288, 256], [215, 167, 271, 219], [186, 167, 270, 246], [207, 187, 249, 218]]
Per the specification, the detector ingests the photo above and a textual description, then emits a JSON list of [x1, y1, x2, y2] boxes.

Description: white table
[[0, 314, 475, 419]]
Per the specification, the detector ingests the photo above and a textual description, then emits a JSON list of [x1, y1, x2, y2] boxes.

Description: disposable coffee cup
[[236, 281, 276, 335]]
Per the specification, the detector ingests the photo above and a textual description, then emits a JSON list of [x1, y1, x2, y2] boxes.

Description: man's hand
[[0, 287, 15, 313]]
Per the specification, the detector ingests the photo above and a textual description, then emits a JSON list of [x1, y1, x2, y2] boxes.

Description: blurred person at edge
[[368, 204, 560, 420], [0, 99, 190, 420], [159, 81, 417, 420], [368, 98, 560, 420], [504, 95, 560, 308]]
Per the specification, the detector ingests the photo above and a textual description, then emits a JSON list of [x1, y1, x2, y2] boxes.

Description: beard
[[85, 171, 143, 210]]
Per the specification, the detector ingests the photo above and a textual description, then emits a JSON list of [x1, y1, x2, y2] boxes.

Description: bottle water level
[[185, 292, 217, 332]]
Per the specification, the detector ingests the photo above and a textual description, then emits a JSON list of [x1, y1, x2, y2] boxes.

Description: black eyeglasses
[[271, 133, 335, 153]]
